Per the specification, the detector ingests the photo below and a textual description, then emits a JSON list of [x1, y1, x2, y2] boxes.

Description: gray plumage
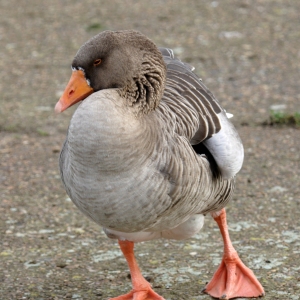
[[59, 30, 244, 240]]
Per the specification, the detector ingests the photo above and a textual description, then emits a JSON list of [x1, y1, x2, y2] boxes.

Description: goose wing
[[160, 47, 244, 179]]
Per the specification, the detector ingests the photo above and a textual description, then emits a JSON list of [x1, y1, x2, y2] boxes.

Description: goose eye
[[93, 58, 102, 66]]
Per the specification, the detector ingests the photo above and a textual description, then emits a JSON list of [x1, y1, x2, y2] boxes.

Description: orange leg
[[110, 240, 165, 300], [203, 208, 265, 299]]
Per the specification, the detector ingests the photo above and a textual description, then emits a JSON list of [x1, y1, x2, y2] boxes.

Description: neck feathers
[[119, 52, 166, 115]]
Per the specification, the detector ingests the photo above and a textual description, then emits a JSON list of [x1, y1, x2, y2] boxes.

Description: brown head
[[55, 30, 166, 114]]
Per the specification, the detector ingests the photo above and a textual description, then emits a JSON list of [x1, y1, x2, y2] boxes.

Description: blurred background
[[0, 0, 299, 299]]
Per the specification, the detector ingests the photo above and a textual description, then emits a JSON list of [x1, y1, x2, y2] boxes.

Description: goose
[[55, 30, 264, 300]]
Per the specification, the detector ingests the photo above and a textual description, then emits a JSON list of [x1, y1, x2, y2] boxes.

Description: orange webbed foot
[[203, 209, 265, 299], [202, 252, 265, 299], [110, 288, 165, 300], [111, 240, 165, 300]]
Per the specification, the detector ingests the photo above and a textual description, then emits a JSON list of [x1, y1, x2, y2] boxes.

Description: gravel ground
[[0, 0, 299, 299]]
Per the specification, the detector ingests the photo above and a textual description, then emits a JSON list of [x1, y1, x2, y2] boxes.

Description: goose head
[[55, 30, 166, 114]]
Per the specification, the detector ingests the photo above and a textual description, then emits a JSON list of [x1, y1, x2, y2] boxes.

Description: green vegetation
[[264, 110, 300, 127], [86, 22, 103, 32], [36, 129, 50, 136]]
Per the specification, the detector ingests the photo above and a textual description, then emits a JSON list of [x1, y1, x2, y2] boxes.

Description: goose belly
[[60, 148, 217, 233], [62, 163, 175, 232]]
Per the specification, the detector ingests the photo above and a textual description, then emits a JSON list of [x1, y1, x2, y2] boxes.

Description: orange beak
[[55, 70, 94, 113]]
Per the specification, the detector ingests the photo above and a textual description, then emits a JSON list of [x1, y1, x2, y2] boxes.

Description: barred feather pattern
[[159, 47, 223, 144]]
